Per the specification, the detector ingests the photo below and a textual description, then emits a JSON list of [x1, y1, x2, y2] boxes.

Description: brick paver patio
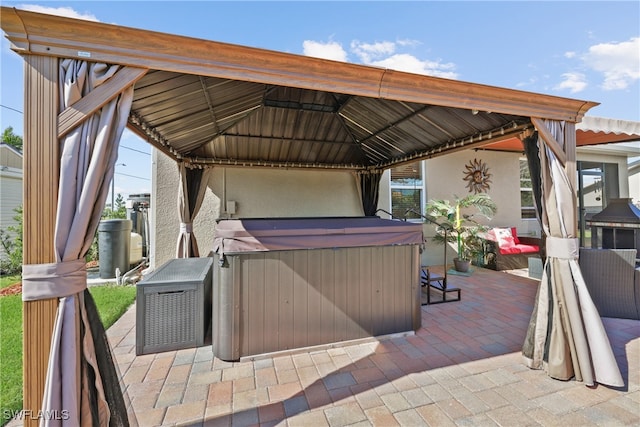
[[106, 266, 639, 426]]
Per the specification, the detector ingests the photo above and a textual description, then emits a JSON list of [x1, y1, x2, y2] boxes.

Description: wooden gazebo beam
[[58, 67, 148, 139]]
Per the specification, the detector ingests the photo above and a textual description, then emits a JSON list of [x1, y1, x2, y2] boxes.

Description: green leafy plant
[[1, 127, 23, 152], [0, 206, 23, 275], [425, 193, 497, 261], [102, 193, 127, 220]]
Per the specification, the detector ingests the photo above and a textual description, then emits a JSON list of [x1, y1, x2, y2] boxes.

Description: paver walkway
[[107, 266, 639, 426]]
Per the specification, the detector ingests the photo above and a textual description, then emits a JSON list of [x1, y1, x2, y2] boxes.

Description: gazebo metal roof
[[1, 7, 598, 171]]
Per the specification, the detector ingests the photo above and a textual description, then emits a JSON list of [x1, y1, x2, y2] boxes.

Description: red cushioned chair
[[482, 227, 542, 271]]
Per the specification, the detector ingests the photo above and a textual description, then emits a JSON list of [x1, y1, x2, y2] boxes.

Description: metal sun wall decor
[[463, 158, 492, 193]]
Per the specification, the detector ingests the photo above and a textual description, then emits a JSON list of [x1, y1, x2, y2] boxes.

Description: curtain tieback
[[546, 237, 579, 259], [180, 222, 193, 233], [22, 259, 87, 302]]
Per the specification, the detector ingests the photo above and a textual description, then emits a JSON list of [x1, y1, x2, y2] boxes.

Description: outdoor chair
[[579, 248, 640, 320], [481, 227, 541, 271], [420, 267, 461, 305]]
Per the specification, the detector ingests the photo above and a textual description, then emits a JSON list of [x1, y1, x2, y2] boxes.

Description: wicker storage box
[[136, 257, 213, 355]]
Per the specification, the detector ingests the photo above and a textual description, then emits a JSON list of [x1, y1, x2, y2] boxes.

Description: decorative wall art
[[463, 158, 492, 193]]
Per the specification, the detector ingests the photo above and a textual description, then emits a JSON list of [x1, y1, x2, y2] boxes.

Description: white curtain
[[176, 162, 212, 258], [522, 119, 623, 387], [22, 59, 140, 425]]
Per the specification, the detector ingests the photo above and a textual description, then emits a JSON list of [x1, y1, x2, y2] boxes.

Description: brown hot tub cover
[[212, 217, 424, 256]]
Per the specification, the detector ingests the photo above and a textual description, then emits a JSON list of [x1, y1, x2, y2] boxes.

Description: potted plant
[[425, 193, 497, 272]]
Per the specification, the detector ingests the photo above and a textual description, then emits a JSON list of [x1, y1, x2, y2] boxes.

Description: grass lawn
[[0, 278, 136, 424], [0, 275, 20, 290]]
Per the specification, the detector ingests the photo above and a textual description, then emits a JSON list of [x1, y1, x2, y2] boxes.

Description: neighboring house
[[0, 143, 23, 261]]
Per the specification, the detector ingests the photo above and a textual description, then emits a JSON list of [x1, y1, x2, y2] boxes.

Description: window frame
[[389, 161, 425, 222], [520, 158, 536, 220]]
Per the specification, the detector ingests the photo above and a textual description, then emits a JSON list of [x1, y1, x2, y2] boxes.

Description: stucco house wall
[[385, 150, 533, 267], [151, 150, 363, 268], [152, 142, 635, 270], [378, 147, 634, 266]]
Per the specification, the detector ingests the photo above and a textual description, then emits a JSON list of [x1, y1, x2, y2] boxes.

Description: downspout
[[222, 167, 227, 218]]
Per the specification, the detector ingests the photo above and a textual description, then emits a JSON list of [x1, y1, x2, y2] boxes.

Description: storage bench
[[136, 257, 213, 355]]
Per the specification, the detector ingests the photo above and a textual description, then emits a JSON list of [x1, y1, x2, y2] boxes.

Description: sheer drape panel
[[21, 59, 140, 425], [356, 170, 383, 217], [176, 163, 213, 258], [522, 119, 623, 388]]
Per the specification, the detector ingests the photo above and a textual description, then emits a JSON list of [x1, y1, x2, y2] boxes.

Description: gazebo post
[[564, 121, 578, 234], [22, 54, 59, 426]]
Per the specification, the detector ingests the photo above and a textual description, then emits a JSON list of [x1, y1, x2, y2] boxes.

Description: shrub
[[0, 206, 22, 275]]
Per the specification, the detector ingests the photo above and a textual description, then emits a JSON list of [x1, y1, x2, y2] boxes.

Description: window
[[390, 162, 424, 220], [520, 159, 536, 219]]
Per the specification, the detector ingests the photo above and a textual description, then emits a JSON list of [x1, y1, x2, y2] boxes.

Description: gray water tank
[[98, 219, 132, 279]]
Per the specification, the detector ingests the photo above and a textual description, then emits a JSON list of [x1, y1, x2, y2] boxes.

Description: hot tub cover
[[212, 217, 424, 256]]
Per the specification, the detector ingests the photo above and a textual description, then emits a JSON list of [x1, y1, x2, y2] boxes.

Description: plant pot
[[453, 257, 471, 273]]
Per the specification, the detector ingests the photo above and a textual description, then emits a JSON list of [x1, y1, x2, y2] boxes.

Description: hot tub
[[211, 217, 423, 361]]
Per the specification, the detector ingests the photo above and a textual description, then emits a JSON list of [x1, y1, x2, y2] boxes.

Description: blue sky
[[1, 1, 639, 197]]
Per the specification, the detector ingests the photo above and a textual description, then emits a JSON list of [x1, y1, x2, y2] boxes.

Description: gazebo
[[0, 7, 623, 425]]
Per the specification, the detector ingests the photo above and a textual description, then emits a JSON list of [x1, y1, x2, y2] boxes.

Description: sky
[[1, 1, 639, 198]]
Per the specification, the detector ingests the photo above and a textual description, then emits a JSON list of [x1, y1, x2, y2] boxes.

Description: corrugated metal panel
[[212, 244, 420, 361], [131, 70, 531, 170]]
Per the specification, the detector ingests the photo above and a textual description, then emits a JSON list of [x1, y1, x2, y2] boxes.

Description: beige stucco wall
[[420, 150, 534, 266], [151, 150, 363, 268], [424, 151, 525, 229], [152, 144, 634, 269], [377, 150, 532, 266], [377, 151, 528, 225], [414, 148, 633, 266]]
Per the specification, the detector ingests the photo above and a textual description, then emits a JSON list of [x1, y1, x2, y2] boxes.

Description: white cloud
[[564, 51, 576, 59], [396, 39, 421, 48], [302, 40, 348, 62], [370, 53, 458, 79], [351, 40, 396, 63], [554, 72, 588, 93], [582, 37, 640, 90], [303, 38, 458, 79], [17, 4, 99, 21]]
